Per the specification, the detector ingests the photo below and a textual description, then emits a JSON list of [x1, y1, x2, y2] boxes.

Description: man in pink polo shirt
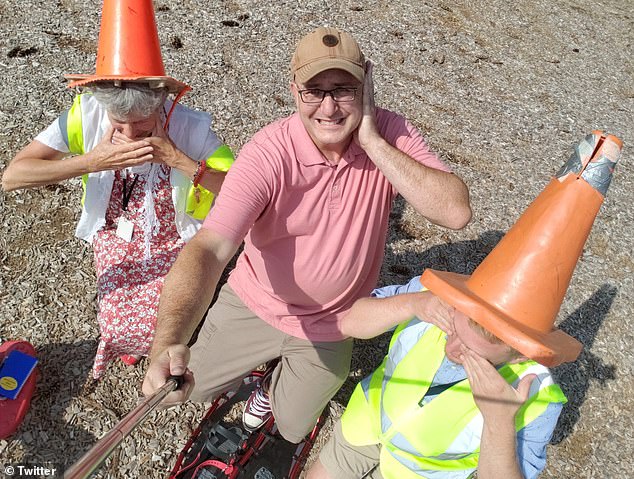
[[143, 27, 471, 443]]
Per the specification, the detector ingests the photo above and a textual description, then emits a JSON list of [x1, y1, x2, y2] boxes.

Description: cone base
[[421, 270, 582, 367], [65, 74, 190, 95]]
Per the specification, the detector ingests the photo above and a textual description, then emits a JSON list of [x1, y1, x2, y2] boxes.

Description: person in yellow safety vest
[[1, 0, 234, 379], [306, 131, 621, 479], [307, 279, 565, 479]]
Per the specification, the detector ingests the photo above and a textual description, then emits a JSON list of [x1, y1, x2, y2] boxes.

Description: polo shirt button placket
[[330, 179, 342, 207]]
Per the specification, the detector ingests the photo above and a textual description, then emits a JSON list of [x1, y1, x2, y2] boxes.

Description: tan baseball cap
[[291, 27, 365, 84]]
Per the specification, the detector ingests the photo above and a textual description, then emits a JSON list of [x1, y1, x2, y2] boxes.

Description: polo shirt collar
[[289, 113, 365, 167]]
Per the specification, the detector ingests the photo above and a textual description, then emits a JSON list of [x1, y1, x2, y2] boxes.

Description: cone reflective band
[[422, 131, 622, 367], [65, 0, 189, 94]]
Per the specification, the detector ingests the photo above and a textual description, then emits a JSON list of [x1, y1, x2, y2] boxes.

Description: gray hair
[[89, 82, 169, 119]]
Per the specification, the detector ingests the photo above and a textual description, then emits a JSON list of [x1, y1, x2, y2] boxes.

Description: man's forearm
[[363, 138, 471, 230], [149, 229, 237, 359], [478, 418, 525, 479], [340, 294, 418, 339]]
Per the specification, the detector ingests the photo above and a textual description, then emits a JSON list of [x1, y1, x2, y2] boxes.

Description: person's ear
[[508, 354, 529, 364], [290, 82, 302, 106]]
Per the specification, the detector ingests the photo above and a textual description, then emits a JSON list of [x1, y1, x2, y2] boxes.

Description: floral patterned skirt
[[91, 166, 184, 379]]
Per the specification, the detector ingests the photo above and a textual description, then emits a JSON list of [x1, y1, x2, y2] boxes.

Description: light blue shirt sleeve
[[372, 275, 424, 298], [517, 401, 563, 479]]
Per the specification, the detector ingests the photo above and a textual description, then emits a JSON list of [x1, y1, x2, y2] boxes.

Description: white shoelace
[[247, 387, 271, 416]]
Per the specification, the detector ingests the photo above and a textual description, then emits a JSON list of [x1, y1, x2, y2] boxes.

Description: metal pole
[[64, 376, 182, 479]]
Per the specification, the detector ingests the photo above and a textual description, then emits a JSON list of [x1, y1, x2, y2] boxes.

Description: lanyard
[[122, 174, 140, 211]]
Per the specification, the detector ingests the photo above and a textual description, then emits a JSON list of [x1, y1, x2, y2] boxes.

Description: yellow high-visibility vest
[[341, 321, 566, 479]]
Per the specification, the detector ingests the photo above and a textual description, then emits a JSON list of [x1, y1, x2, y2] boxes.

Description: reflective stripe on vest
[[65, 95, 88, 205], [341, 322, 567, 479], [185, 144, 234, 220]]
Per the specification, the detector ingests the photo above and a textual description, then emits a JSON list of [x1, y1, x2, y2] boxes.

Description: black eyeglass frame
[[296, 87, 358, 104]]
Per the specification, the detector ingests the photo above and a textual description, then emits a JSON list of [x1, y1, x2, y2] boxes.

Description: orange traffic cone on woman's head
[[422, 131, 622, 367], [65, 0, 189, 95]]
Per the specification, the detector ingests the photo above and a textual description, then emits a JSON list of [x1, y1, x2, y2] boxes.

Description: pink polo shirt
[[203, 109, 450, 341]]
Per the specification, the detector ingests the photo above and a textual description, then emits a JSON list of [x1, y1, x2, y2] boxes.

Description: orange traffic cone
[[65, 0, 189, 95], [422, 131, 622, 367]]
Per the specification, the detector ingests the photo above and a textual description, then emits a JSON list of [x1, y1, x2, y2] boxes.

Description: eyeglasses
[[296, 87, 358, 104]]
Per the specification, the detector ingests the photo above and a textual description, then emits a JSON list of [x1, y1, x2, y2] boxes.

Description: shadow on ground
[[550, 284, 618, 444]]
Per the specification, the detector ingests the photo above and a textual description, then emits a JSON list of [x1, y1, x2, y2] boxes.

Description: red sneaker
[[120, 355, 141, 366]]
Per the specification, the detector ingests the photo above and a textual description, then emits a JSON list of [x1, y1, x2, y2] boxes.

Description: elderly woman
[[2, 82, 233, 379], [2, 0, 233, 378], [2, 82, 233, 378]]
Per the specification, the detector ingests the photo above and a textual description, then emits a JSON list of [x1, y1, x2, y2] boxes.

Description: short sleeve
[[202, 140, 275, 243], [371, 276, 425, 298], [376, 109, 451, 173], [516, 402, 563, 479], [195, 125, 223, 161], [35, 115, 71, 153]]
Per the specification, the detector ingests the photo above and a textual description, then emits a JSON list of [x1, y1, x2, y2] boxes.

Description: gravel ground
[[0, 0, 632, 477]]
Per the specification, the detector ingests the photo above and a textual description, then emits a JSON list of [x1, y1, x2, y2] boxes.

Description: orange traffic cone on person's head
[[422, 131, 622, 367], [65, 0, 189, 95]]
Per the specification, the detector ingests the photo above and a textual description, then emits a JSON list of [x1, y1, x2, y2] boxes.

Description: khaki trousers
[[319, 421, 383, 479], [189, 283, 353, 443]]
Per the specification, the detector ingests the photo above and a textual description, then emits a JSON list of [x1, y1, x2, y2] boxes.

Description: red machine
[[0, 340, 38, 439]]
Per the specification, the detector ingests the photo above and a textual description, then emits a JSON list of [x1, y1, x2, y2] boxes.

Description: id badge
[[116, 217, 134, 242]]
